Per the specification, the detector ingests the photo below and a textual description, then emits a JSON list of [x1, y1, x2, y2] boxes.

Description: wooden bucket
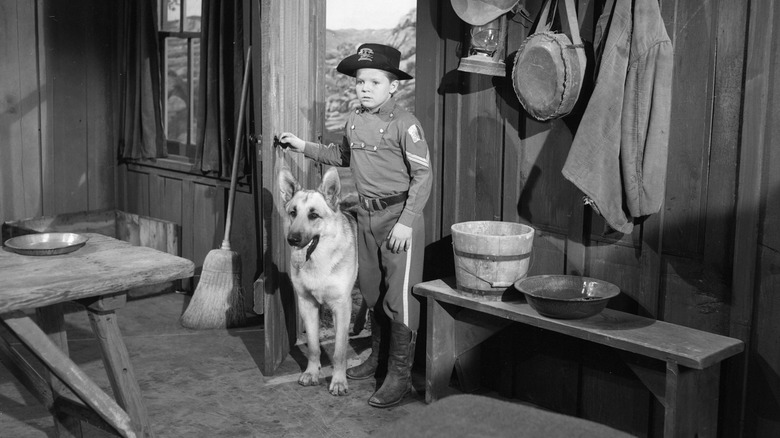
[[451, 221, 535, 300]]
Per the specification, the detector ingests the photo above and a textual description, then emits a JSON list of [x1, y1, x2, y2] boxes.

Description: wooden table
[[0, 233, 194, 438], [414, 278, 744, 438]]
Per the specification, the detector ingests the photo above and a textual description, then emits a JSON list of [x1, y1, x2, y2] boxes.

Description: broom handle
[[221, 46, 252, 250]]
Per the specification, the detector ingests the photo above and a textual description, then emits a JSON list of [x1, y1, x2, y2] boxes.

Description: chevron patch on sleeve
[[408, 124, 422, 143]]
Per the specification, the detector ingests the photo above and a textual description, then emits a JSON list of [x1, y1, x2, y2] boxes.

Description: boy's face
[[355, 68, 399, 110]]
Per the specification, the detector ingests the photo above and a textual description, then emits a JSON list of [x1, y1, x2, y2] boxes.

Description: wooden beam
[[416, 0, 445, 241], [725, 1, 776, 436], [622, 352, 666, 405], [36, 303, 84, 436], [86, 308, 151, 437], [0, 332, 54, 408], [260, 0, 325, 375], [425, 297, 458, 403], [1, 311, 137, 438]]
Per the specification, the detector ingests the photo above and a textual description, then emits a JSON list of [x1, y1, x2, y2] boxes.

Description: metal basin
[[4, 232, 89, 256], [514, 275, 620, 319]]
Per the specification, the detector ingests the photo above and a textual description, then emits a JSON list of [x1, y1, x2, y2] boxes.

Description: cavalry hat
[[451, 0, 519, 26], [336, 43, 413, 80]]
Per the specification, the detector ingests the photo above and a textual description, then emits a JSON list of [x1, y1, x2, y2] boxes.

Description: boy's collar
[[360, 97, 396, 115]]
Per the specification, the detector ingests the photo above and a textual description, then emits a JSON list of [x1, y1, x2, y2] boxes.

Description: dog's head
[[277, 166, 342, 249]]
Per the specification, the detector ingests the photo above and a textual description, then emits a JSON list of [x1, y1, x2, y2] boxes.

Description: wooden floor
[[0, 292, 430, 437]]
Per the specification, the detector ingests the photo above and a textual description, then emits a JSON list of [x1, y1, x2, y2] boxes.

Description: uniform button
[[351, 125, 355, 130], [361, 144, 365, 148], [390, 113, 394, 118], [373, 146, 377, 151], [350, 142, 354, 146], [379, 128, 384, 133]]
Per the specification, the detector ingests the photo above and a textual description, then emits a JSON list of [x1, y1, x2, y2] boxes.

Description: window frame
[[156, 0, 201, 168]]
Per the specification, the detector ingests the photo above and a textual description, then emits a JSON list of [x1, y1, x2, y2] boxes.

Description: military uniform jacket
[[303, 98, 432, 228]]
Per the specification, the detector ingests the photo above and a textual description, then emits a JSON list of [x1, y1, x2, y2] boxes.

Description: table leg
[[84, 294, 153, 438], [426, 298, 457, 403], [1, 311, 137, 438], [424, 298, 510, 403], [0, 333, 54, 406], [664, 361, 720, 438], [452, 309, 511, 394], [37, 304, 83, 437]]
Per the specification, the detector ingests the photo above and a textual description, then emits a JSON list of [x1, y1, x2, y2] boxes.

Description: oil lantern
[[457, 14, 508, 77]]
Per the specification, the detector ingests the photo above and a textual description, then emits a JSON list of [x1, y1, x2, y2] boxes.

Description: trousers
[[356, 202, 424, 331]]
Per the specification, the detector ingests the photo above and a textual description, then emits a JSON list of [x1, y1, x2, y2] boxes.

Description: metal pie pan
[[4, 232, 89, 256]]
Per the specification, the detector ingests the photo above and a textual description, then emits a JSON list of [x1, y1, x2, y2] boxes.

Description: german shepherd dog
[[277, 166, 358, 396]]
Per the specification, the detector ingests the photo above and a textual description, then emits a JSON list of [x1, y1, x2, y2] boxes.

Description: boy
[[279, 43, 431, 408]]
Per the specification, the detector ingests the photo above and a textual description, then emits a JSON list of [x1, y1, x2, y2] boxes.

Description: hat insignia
[[358, 48, 374, 62]]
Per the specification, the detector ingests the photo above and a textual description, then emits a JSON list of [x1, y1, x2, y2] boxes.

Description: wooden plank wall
[[415, 0, 765, 436], [0, 0, 116, 224], [736, 2, 780, 437], [119, 164, 259, 302], [0, 0, 42, 221]]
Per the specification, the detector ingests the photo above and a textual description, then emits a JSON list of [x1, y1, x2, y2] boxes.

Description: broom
[[181, 47, 252, 329]]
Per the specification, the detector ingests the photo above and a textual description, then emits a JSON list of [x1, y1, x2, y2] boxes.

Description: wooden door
[[258, 0, 326, 375]]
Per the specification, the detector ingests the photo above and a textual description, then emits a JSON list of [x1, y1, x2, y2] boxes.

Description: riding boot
[[346, 310, 388, 380], [368, 320, 416, 408]]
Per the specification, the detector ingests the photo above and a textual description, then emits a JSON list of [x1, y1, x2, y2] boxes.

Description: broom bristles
[[180, 248, 248, 329]]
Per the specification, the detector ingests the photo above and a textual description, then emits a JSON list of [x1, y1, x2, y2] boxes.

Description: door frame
[[256, 0, 326, 375]]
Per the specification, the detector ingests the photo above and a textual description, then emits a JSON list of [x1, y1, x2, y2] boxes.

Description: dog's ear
[[277, 168, 301, 213], [319, 167, 342, 211]]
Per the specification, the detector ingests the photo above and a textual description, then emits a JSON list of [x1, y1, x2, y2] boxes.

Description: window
[[324, 0, 416, 144], [158, 0, 202, 161]]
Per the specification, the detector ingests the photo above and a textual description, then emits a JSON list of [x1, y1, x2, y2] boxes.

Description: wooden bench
[[413, 278, 745, 438]]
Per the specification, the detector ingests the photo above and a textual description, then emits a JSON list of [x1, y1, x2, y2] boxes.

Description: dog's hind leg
[[328, 295, 351, 396], [297, 295, 322, 387]]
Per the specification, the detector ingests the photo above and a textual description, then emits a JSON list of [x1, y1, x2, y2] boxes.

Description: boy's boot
[[368, 320, 416, 408], [347, 311, 388, 380]]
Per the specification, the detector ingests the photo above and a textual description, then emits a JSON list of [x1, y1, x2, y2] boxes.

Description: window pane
[[325, 0, 416, 139], [185, 0, 202, 32], [161, 0, 180, 32], [165, 38, 189, 144], [190, 39, 201, 145]]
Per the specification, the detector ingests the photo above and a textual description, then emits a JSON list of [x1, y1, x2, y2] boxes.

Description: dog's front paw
[[329, 376, 349, 396], [298, 371, 320, 387]]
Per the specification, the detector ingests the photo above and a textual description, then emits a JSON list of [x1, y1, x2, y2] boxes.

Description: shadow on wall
[[424, 235, 455, 282], [746, 179, 780, 433], [260, 182, 298, 365], [1, 86, 46, 222]]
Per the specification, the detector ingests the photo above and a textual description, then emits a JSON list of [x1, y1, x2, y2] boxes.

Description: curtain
[[196, 0, 248, 179], [118, 0, 165, 160]]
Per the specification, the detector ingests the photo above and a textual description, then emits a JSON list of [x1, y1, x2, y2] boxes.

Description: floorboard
[[0, 292, 429, 437]]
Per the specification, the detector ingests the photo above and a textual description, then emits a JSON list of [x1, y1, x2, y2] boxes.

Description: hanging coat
[[561, 0, 673, 234]]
